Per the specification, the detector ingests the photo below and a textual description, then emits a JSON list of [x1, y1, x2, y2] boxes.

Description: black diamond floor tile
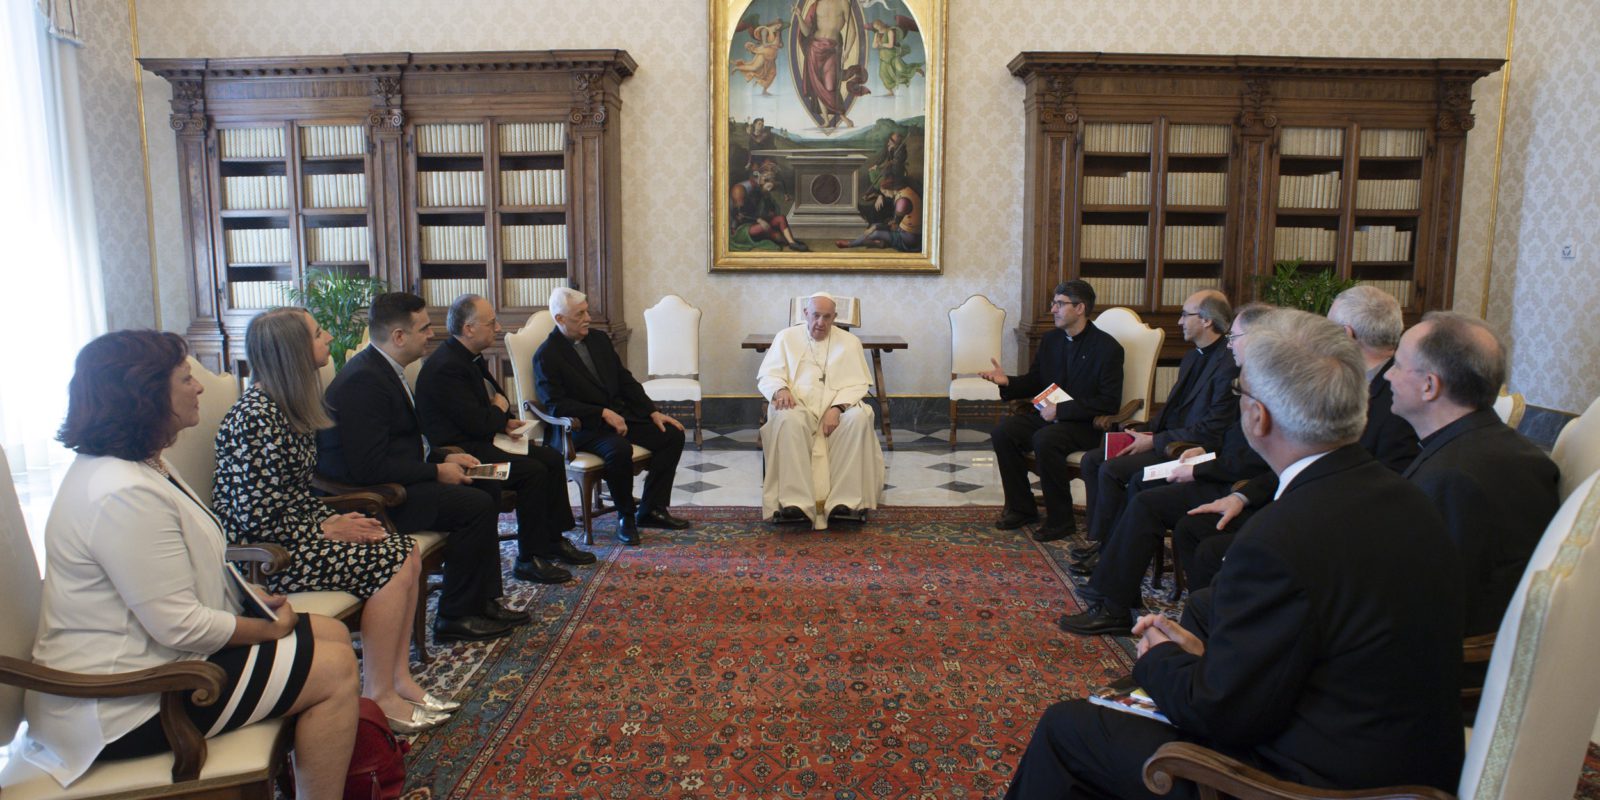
[[685, 462, 728, 473], [925, 462, 968, 473], [937, 480, 984, 494], [676, 481, 721, 493]]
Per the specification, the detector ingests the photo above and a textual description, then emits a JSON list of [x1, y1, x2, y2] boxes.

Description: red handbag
[[343, 697, 410, 799]]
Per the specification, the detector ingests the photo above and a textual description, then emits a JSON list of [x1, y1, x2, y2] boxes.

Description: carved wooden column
[[566, 63, 634, 356], [1235, 77, 1277, 285], [156, 62, 224, 372], [1424, 76, 1477, 311], [1011, 64, 1081, 364], [366, 72, 408, 291]]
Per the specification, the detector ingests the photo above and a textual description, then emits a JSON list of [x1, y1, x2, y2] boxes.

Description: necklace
[[143, 457, 171, 479]]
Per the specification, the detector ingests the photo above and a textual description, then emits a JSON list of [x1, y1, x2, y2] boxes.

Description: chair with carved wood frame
[[641, 295, 704, 450], [505, 310, 652, 546], [1492, 387, 1526, 430], [948, 295, 1007, 449]]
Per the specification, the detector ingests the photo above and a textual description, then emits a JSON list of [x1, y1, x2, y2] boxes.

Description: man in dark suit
[[1389, 311, 1560, 637], [1006, 310, 1465, 800], [318, 292, 525, 643], [981, 280, 1125, 540], [416, 294, 596, 584], [534, 287, 688, 546], [1073, 290, 1238, 563]]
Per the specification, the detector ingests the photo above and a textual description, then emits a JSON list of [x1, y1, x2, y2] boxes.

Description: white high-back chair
[[1492, 389, 1526, 430], [1093, 307, 1164, 429], [641, 295, 704, 449], [162, 357, 239, 505], [947, 295, 1006, 449], [1553, 394, 1600, 502]]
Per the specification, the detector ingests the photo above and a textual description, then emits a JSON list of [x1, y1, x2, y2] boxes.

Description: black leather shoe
[[828, 504, 867, 523], [617, 517, 641, 546], [513, 556, 573, 584], [482, 601, 531, 625], [1031, 526, 1072, 543], [1057, 607, 1133, 636], [637, 508, 691, 530], [534, 539, 597, 566], [995, 510, 1040, 530], [434, 614, 515, 643], [1069, 541, 1101, 560], [1068, 552, 1100, 575], [773, 506, 808, 524]]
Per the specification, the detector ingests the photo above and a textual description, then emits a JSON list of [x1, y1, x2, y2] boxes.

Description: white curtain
[[0, 0, 105, 495]]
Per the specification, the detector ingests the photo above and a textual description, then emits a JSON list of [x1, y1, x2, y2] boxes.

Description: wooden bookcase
[[141, 51, 635, 379], [1008, 53, 1501, 364]]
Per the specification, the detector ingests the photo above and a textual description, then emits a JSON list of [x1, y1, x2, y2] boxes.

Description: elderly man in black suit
[[318, 292, 525, 643], [415, 294, 595, 585], [534, 287, 688, 546], [981, 279, 1125, 541], [1388, 311, 1560, 638], [1006, 309, 1466, 800]]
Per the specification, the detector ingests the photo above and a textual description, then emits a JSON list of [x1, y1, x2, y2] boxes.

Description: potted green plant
[[1255, 259, 1357, 315], [292, 268, 388, 371]]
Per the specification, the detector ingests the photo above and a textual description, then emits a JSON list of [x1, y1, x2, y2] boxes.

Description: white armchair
[[947, 295, 1007, 449], [641, 295, 704, 449], [162, 357, 240, 506], [1553, 394, 1600, 502]]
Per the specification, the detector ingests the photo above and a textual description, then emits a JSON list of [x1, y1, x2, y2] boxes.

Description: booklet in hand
[[226, 562, 279, 622], [1032, 383, 1072, 410], [493, 420, 536, 456], [1104, 431, 1136, 459], [1141, 451, 1218, 482], [466, 462, 512, 480], [1087, 674, 1171, 725]]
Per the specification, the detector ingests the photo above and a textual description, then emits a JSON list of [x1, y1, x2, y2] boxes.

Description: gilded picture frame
[[711, 0, 946, 273]]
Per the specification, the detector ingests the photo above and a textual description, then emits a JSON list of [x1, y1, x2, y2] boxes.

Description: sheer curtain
[[0, 0, 105, 524]]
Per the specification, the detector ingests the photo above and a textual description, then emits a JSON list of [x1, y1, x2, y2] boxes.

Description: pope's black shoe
[[1057, 606, 1134, 637], [995, 510, 1040, 530], [434, 614, 515, 643], [512, 556, 573, 584], [534, 538, 597, 566], [637, 508, 692, 530], [617, 517, 642, 546], [773, 505, 809, 524]]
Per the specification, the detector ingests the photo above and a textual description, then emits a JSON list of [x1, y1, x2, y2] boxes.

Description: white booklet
[[466, 462, 512, 480], [225, 562, 279, 622], [493, 420, 536, 456], [1141, 451, 1218, 482]]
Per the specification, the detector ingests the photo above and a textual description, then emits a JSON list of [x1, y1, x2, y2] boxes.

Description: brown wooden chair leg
[[949, 400, 958, 450], [694, 400, 703, 450], [579, 473, 598, 546], [412, 581, 432, 664]]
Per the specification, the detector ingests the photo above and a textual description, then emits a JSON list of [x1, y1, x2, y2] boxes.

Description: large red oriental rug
[[403, 507, 1129, 798]]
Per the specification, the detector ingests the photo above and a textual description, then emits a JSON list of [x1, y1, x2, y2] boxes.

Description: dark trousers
[[1087, 481, 1234, 614], [991, 413, 1099, 529], [456, 440, 576, 559], [1004, 699, 1197, 800], [1172, 508, 1254, 591], [388, 480, 502, 620], [572, 420, 685, 517], [1080, 448, 1167, 543]]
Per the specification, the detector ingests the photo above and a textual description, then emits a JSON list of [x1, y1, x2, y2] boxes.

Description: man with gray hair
[[1326, 284, 1418, 472], [1388, 311, 1559, 638], [535, 287, 689, 545], [1007, 309, 1466, 799]]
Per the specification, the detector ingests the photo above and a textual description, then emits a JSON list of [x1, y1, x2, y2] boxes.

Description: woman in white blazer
[[17, 330, 358, 799]]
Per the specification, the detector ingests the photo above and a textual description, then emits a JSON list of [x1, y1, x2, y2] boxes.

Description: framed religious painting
[[711, 0, 946, 272]]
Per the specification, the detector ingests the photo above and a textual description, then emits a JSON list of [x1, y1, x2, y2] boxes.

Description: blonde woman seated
[[212, 307, 455, 732], [16, 330, 357, 799]]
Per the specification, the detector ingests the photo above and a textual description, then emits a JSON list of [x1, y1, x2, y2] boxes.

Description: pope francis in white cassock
[[757, 293, 885, 529]]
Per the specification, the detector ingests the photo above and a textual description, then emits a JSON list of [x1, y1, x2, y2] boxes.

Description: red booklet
[[1105, 431, 1136, 459]]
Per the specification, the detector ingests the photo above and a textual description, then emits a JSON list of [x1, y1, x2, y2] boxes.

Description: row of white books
[[224, 176, 289, 210], [1167, 124, 1230, 155], [501, 170, 566, 206], [502, 277, 568, 307], [1153, 365, 1180, 401], [1083, 122, 1152, 154], [1351, 225, 1414, 262], [1354, 179, 1422, 210], [1357, 279, 1414, 306], [420, 278, 490, 307], [418, 171, 485, 207], [1084, 276, 1145, 307], [417, 123, 485, 155], [1083, 172, 1149, 205], [1357, 129, 1426, 158], [1165, 172, 1227, 206], [225, 228, 291, 263], [502, 224, 568, 261], [1160, 277, 1221, 307], [300, 125, 365, 158], [305, 227, 371, 262], [1273, 227, 1338, 261], [421, 226, 487, 261], [221, 128, 285, 159], [230, 280, 296, 309], [1280, 127, 1345, 158], [304, 174, 367, 208], [1162, 226, 1223, 260], [499, 122, 565, 153], [1081, 224, 1148, 260], [1279, 172, 1342, 209]]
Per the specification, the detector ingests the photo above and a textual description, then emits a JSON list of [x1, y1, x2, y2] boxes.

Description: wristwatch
[[832, 403, 849, 412]]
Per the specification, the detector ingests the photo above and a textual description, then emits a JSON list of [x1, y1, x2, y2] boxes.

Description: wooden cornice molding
[[1008, 52, 1504, 81], [139, 50, 637, 81]]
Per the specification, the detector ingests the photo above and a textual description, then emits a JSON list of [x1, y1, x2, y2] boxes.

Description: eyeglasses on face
[[1050, 299, 1082, 310], [1230, 377, 1257, 402], [1225, 331, 1247, 341], [1178, 310, 1200, 319]]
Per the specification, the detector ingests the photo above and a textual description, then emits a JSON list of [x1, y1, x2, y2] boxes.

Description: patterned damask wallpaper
[[86, 0, 1591, 410]]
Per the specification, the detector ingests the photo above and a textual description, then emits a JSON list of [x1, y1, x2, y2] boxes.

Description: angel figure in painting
[[732, 16, 785, 95], [868, 16, 923, 96]]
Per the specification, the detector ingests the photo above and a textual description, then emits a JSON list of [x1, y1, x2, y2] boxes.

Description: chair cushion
[[568, 446, 653, 473], [949, 377, 1000, 402], [408, 531, 445, 554], [286, 590, 361, 619], [0, 718, 284, 799], [642, 378, 702, 402]]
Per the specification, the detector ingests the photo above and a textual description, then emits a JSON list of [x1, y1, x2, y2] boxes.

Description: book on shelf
[[1272, 226, 1338, 261], [1084, 276, 1144, 307], [299, 125, 365, 158], [1161, 225, 1223, 260], [1083, 122, 1152, 154], [1160, 277, 1221, 307], [1153, 366, 1179, 400], [1081, 224, 1148, 260], [498, 122, 565, 153], [1351, 225, 1413, 262], [1165, 172, 1227, 206], [219, 127, 285, 159], [500, 169, 566, 206], [222, 175, 288, 210], [1355, 279, 1414, 306], [303, 173, 367, 208], [1082, 172, 1149, 205], [229, 280, 296, 309], [420, 225, 487, 261], [502, 276, 569, 308], [1279, 127, 1344, 158], [1087, 675, 1171, 725], [1358, 128, 1425, 158], [1278, 172, 1342, 209], [501, 224, 568, 261], [306, 227, 371, 262], [1354, 179, 1421, 211], [415, 122, 485, 155], [418, 171, 485, 207], [225, 228, 291, 263], [421, 278, 490, 307], [1166, 123, 1230, 155]]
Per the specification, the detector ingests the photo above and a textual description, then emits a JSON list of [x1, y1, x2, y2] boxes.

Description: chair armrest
[[0, 656, 226, 782], [320, 491, 390, 518], [1142, 741, 1452, 800], [1095, 399, 1145, 431], [312, 473, 407, 507], [524, 401, 579, 461], [226, 543, 292, 579], [1463, 633, 1496, 664], [1165, 441, 1201, 458]]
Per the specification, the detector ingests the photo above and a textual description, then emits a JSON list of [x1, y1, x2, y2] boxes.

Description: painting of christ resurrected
[[711, 0, 946, 272]]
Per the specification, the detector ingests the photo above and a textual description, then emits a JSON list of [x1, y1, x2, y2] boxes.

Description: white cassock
[[757, 324, 885, 529]]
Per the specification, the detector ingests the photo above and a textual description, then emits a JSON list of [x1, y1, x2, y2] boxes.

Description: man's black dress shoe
[[482, 601, 531, 625], [1069, 541, 1101, 561], [1067, 552, 1100, 575], [512, 556, 573, 584], [995, 510, 1040, 530], [617, 517, 641, 546], [773, 505, 809, 523], [1057, 607, 1133, 637], [434, 614, 515, 643], [1031, 526, 1071, 543], [535, 539, 597, 566], [637, 508, 691, 529]]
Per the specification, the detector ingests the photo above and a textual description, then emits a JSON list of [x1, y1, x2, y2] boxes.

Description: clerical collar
[[1064, 321, 1093, 342]]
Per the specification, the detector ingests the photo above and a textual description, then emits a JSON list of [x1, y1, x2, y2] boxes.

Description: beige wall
[[79, 0, 1597, 411]]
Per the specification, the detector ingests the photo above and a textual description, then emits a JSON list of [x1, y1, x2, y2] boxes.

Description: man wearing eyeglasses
[[981, 280, 1125, 540]]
